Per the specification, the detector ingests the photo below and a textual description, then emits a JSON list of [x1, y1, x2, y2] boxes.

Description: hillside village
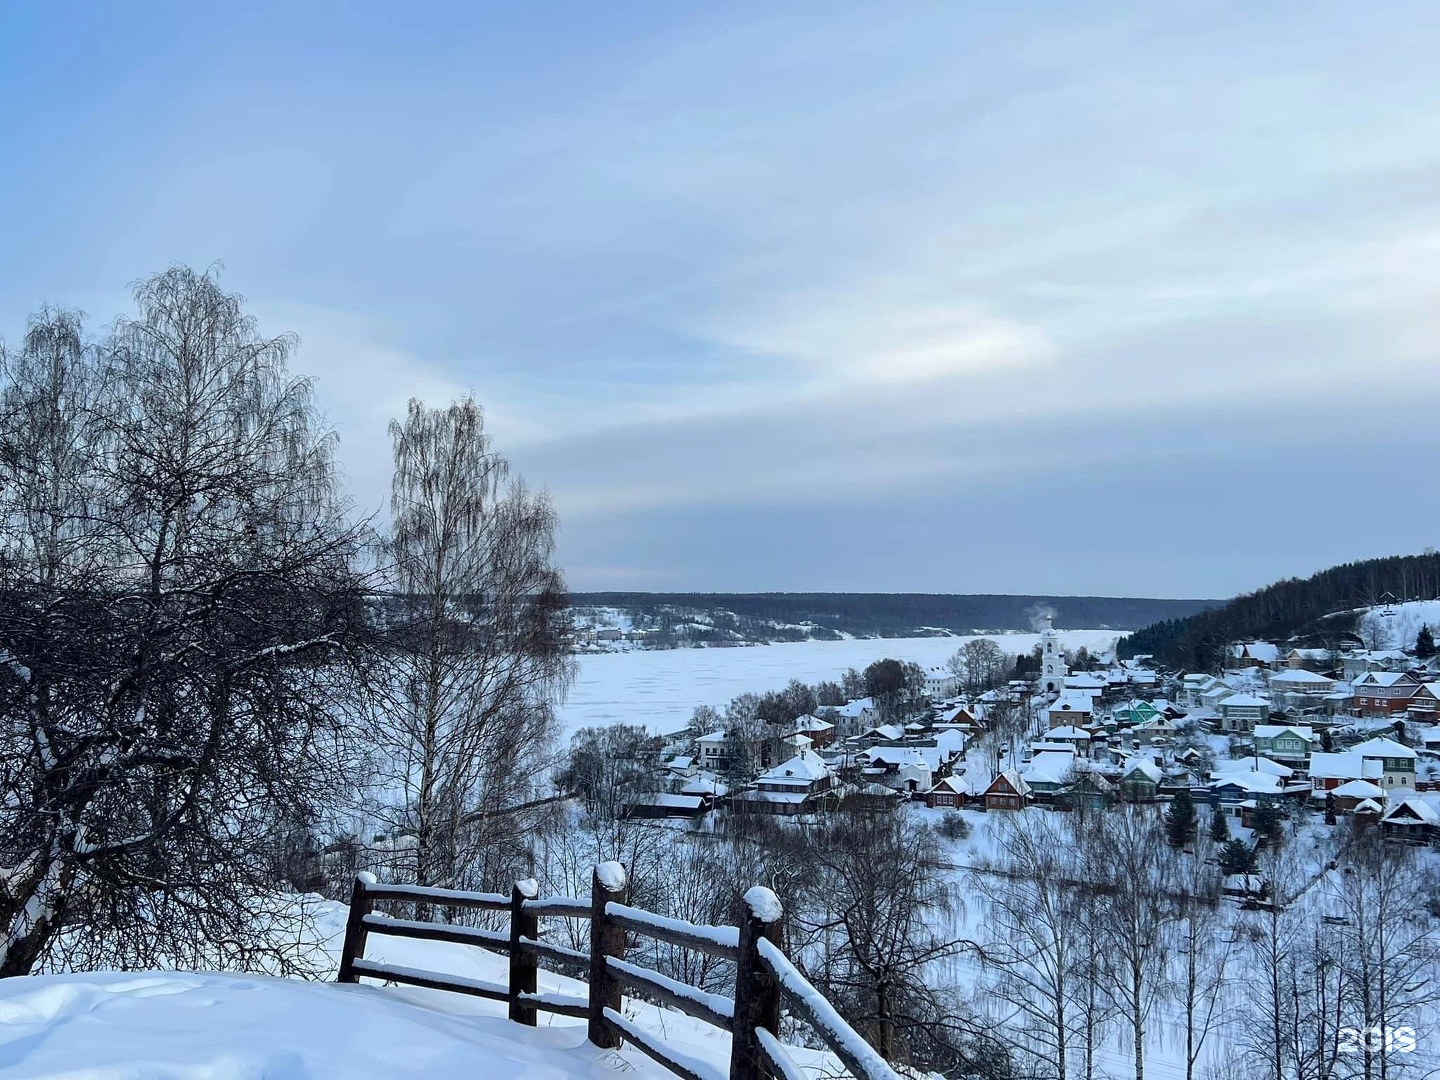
[[625, 613, 1440, 852]]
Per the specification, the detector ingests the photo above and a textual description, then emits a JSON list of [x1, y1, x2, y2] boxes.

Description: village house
[[1230, 641, 1282, 668], [1329, 779, 1387, 813], [1280, 647, 1334, 671], [1020, 749, 1078, 802], [1216, 693, 1271, 733], [1179, 674, 1227, 709], [1044, 725, 1093, 757], [731, 750, 835, 816], [832, 698, 879, 737], [983, 770, 1032, 811], [1062, 772, 1115, 811], [1380, 794, 1440, 843], [1405, 682, 1440, 720], [1309, 736, 1418, 796], [1252, 724, 1316, 766], [1351, 671, 1421, 716], [1046, 691, 1095, 728], [1342, 650, 1410, 682], [791, 714, 836, 749], [922, 666, 959, 699], [861, 745, 935, 795], [925, 774, 969, 809], [1119, 758, 1162, 802], [1268, 668, 1337, 708], [695, 730, 729, 772]]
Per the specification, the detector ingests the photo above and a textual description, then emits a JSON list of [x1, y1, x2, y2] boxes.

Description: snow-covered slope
[[1, 899, 845, 1080], [0, 970, 676, 1079], [1355, 599, 1440, 652]]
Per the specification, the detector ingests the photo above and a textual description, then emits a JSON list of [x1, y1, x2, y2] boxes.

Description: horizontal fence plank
[[517, 937, 590, 975], [602, 1007, 727, 1080], [756, 1029, 810, 1080], [349, 959, 508, 1003], [522, 896, 593, 918], [362, 914, 509, 953], [517, 990, 589, 1018], [364, 882, 509, 911], [757, 939, 900, 1080], [607, 956, 734, 1032], [606, 902, 740, 961]]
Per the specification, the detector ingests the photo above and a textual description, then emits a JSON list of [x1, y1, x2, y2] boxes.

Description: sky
[[2, 2, 1439, 599]]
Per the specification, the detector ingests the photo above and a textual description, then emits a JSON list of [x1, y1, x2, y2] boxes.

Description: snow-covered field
[[559, 630, 1123, 739]]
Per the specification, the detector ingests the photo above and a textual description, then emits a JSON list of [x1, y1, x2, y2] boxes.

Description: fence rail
[[336, 864, 902, 1080]]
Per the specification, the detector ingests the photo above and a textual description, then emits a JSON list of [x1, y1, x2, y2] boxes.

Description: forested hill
[[568, 592, 1216, 638], [1118, 552, 1440, 669]]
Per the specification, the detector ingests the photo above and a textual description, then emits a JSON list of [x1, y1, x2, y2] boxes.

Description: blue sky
[[3, 2, 1439, 598]]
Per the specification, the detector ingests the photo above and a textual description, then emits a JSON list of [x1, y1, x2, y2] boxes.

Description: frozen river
[[557, 629, 1124, 739]]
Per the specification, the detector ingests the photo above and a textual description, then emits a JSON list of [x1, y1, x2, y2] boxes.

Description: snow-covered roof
[[1308, 752, 1379, 780], [1269, 669, 1335, 686], [1218, 756, 1295, 778], [1232, 642, 1281, 662], [1353, 671, 1415, 687], [792, 714, 835, 732], [1351, 736, 1419, 760], [1218, 693, 1270, 709], [758, 749, 830, 784], [1381, 795, 1440, 825], [835, 698, 876, 717], [1254, 724, 1316, 741], [1023, 751, 1078, 785], [1123, 758, 1162, 783], [696, 730, 727, 744], [1331, 779, 1385, 799], [987, 769, 1031, 797], [864, 723, 906, 741], [1211, 770, 1284, 793], [1046, 725, 1092, 739]]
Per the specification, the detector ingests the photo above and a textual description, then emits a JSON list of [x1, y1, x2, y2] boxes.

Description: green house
[[1252, 725, 1315, 765], [1119, 759, 1162, 802]]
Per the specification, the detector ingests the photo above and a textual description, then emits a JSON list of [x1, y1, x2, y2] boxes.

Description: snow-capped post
[[509, 878, 540, 1026], [731, 886, 785, 1080], [588, 861, 629, 1049], [337, 872, 377, 983]]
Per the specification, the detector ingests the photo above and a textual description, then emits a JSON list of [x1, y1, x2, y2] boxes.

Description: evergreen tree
[[1208, 806, 1231, 843], [1325, 791, 1337, 826], [1165, 788, 1197, 848], [1417, 623, 1436, 659], [1251, 800, 1284, 846], [1218, 838, 1256, 876]]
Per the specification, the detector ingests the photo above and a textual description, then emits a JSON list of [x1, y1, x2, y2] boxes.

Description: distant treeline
[[1119, 552, 1440, 669], [568, 592, 1217, 637]]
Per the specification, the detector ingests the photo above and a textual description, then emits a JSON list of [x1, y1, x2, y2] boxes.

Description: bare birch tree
[[377, 396, 573, 902]]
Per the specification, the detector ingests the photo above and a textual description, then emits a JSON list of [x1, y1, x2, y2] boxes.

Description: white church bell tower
[[1040, 613, 1066, 696]]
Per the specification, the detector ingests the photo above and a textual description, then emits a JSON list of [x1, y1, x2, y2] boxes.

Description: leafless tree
[[0, 269, 369, 976], [972, 813, 1084, 1080], [1163, 837, 1235, 1080], [375, 396, 573, 903], [790, 809, 977, 1069], [1085, 806, 1172, 1080]]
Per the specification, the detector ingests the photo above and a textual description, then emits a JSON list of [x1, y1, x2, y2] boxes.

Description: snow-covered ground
[[0, 898, 841, 1080], [1355, 599, 1440, 652], [559, 630, 1123, 739]]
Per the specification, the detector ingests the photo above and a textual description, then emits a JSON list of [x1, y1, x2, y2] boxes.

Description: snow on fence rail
[[336, 866, 903, 1080]]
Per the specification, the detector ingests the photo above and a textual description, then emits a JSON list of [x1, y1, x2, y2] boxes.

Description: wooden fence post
[[509, 878, 540, 1026], [336, 871, 377, 983], [731, 886, 784, 1080], [588, 861, 629, 1049]]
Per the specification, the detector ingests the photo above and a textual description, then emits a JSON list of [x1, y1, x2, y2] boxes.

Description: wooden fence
[[336, 862, 900, 1080]]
